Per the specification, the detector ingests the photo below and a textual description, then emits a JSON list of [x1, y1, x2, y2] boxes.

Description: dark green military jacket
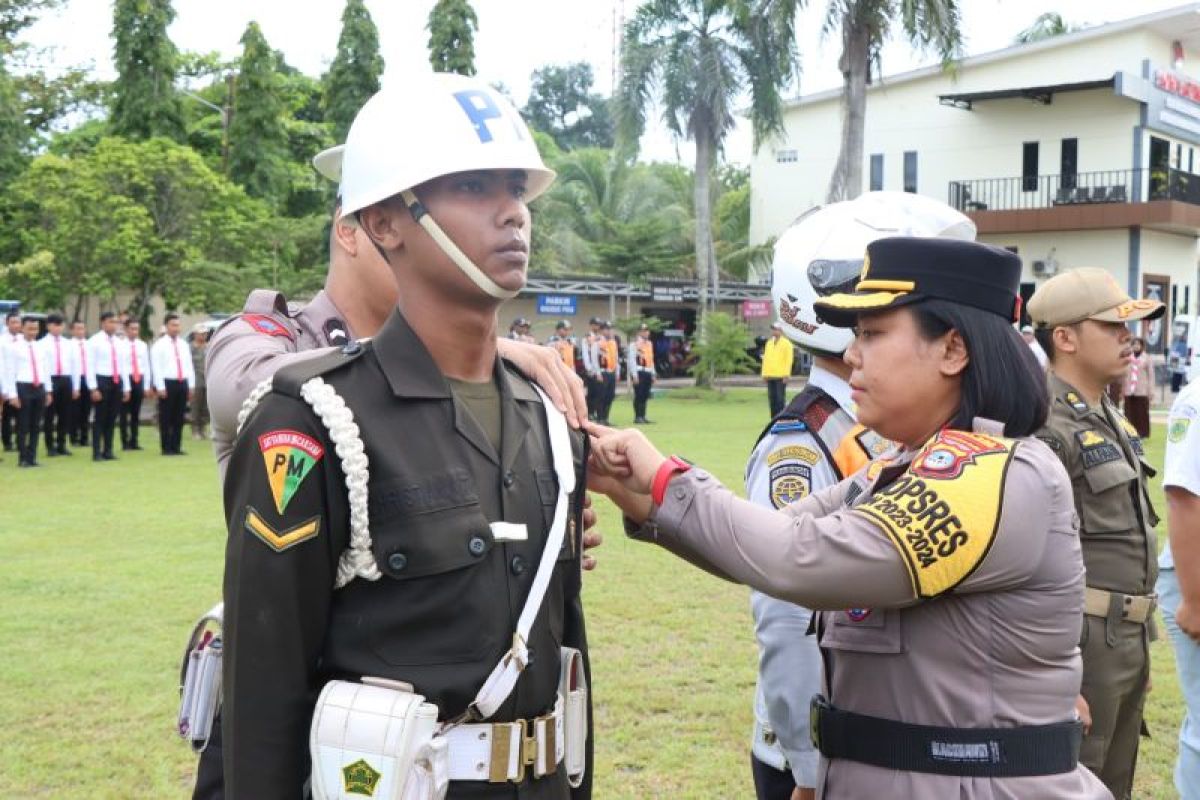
[[1036, 373, 1159, 595], [221, 309, 591, 799]]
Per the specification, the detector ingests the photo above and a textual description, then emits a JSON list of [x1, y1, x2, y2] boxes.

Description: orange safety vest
[[636, 340, 654, 370], [553, 338, 574, 369], [600, 340, 618, 371]]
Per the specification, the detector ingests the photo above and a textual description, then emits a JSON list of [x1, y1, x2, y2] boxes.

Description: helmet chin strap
[[401, 190, 519, 300]]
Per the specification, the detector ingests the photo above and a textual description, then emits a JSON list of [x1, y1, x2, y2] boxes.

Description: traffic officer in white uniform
[[1159, 380, 1200, 799], [744, 193, 976, 800]]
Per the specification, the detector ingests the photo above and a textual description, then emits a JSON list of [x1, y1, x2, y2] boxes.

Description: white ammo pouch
[[308, 384, 588, 800], [177, 602, 225, 751]]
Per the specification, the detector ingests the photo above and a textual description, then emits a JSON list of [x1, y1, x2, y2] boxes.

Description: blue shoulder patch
[[769, 419, 808, 434]]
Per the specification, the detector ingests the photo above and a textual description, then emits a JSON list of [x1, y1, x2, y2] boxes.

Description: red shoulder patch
[[242, 314, 294, 341]]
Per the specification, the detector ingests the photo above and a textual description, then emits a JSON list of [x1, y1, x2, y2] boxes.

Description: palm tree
[[824, 0, 963, 202], [1014, 12, 1076, 45], [615, 0, 799, 310]]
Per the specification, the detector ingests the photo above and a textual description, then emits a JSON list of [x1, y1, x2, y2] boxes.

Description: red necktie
[[109, 338, 117, 378], [173, 338, 184, 380], [54, 337, 62, 374], [131, 342, 141, 383], [28, 343, 40, 388]]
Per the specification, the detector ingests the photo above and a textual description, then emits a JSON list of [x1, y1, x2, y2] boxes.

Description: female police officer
[[587, 236, 1112, 799]]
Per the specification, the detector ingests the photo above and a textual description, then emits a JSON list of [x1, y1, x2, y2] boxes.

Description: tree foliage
[[323, 0, 383, 143], [0, 0, 58, 49], [523, 63, 613, 151], [109, 0, 185, 142], [1014, 12, 1077, 45], [616, 0, 798, 314], [228, 22, 290, 206], [823, 0, 962, 201], [0, 63, 27, 187], [1, 137, 275, 317], [687, 311, 758, 390], [426, 0, 477, 76]]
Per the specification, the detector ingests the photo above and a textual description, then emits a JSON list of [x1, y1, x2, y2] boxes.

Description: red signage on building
[[743, 299, 771, 318], [1155, 69, 1200, 104]]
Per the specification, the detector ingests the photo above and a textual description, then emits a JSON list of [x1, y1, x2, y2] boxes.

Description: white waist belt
[[442, 696, 564, 783]]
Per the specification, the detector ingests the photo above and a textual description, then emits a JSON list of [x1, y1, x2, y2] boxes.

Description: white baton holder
[[177, 602, 224, 752], [306, 384, 580, 800]]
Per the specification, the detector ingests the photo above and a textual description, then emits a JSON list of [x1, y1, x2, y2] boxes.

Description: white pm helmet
[[327, 73, 556, 300], [771, 191, 977, 357]]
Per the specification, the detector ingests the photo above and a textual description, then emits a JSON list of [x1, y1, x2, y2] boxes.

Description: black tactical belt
[[810, 695, 1082, 777]]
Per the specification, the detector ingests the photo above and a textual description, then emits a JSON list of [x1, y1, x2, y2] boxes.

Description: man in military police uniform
[[221, 74, 591, 798], [1030, 268, 1165, 800], [743, 193, 976, 800]]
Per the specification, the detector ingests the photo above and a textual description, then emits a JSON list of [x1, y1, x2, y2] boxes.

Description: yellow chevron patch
[[244, 507, 321, 553]]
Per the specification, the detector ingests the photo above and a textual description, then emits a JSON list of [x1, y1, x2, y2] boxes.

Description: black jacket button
[[503, 470, 516, 488], [468, 536, 487, 556], [387, 552, 407, 571], [510, 555, 527, 576]]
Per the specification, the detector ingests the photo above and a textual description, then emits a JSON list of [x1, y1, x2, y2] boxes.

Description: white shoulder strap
[[467, 385, 575, 721]]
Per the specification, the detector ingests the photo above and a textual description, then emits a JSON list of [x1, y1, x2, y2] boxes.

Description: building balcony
[[948, 168, 1200, 235]]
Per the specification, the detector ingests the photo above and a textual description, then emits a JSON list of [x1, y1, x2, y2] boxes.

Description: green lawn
[[0, 389, 1185, 798]]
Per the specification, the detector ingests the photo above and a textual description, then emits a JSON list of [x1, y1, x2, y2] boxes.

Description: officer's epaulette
[[752, 384, 835, 447], [272, 339, 370, 399], [1058, 390, 1090, 416]]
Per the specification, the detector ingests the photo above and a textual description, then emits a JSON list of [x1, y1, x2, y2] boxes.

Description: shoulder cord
[[236, 376, 379, 588]]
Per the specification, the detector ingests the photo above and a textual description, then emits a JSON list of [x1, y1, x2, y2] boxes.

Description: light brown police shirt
[[628, 422, 1109, 800], [205, 289, 351, 476]]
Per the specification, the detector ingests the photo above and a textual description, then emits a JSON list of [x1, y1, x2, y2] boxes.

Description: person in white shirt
[[2, 311, 20, 452], [1158, 380, 1200, 800], [5, 315, 53, 467], [69, 320, 92, 447], [151, 312, 194, 456], [120, 318, 152, 451], [39, 313, 80, 457], [1021, 324, 1049, 370], [86, 311, 131, 461]]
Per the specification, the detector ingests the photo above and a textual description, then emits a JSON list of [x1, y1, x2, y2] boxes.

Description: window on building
[[1177, 143, 1184, 169], [870, 153, 884, 191], [1022, 142, 1039, 192], [903, 151, 918, 193], [1191, 148, 1195, 174], [1060, 138, 1078, 190], [1150, 136, 1171, 199], [775, 149, 798, 163]]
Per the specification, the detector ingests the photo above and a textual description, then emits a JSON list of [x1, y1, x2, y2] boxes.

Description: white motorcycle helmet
[[771, 191, 977, 357], [326, 73, 556, 300]]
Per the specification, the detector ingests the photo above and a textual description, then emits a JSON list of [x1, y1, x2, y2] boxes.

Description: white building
[[751, 3, 1200, 354]]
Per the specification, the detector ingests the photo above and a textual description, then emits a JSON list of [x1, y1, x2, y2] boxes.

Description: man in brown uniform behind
[[1030, 268, 1164, 800]]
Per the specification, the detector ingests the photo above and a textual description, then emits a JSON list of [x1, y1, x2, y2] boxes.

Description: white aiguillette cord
[[452, 385, 575, 725]]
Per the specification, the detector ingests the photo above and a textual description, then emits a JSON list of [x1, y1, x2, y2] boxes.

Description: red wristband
[[651, 455, 692, 506]]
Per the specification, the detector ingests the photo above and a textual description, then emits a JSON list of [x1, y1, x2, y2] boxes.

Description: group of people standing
[[0, 309, 207, 467], [537, 316, 657, 424]]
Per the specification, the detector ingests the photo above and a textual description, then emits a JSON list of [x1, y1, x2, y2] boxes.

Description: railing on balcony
[[948, 167, 1200, 213]]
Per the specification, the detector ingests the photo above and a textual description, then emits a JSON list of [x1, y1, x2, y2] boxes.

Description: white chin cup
[[401, 190, 520, 301]]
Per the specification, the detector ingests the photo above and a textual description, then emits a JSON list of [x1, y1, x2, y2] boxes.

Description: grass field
[[0, 387, 1185, 798]]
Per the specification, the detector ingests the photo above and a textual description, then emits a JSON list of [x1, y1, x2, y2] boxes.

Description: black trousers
[[767, 378, 787, 418], [1, 398, 14, 449], [120, 381, 144, 447], [92, 376, 122, 457], [585, 373, 602, 419], [159, 380, 188, 454], [15, 383, 46, 464], [1173, 371, 1187, 393], [597, 371, 617, 422], [71, 380, 92, 444], [43, 375, 73, 451], [751, 753, 797, 800], [633, 371, 653, 418]]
